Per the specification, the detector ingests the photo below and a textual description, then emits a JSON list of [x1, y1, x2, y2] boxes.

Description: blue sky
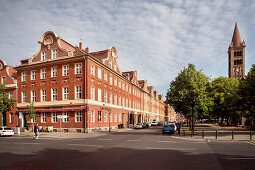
[[0, 0, 255, 98]]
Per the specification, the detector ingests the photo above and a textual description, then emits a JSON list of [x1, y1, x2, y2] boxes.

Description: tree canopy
[[0, 83, 15, 113]]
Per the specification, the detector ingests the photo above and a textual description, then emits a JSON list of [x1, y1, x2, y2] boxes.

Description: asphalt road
[[0, 126, 255, 170]]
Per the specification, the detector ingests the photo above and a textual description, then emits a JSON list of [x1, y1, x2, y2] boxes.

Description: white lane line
[[244, 141, 255, 146], [146, 147, 196, 151], [68, 144, 104, 147], [125, 140, 141, 142], [14, 142, 40, 145], [194, 142, 207, 144], [157, 141, 176, 143], [227, 158, 255, 160], [98, 139, 112, 141]]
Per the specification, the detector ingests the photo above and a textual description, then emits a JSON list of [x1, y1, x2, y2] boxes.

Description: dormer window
[[52, 49, 57, 59], [41, 51, 46, 61]]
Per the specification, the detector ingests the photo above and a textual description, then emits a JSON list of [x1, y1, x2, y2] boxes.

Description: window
[[114, 112, 117, 122], [41, 112, 46, 123], [63, 111, 69, 122], [109, 74, 112, 85], [126, 114, 128, 122], [119, 113, 121, 122], [104, 72, 107, 81], [9, 92, 13, 99], [21, 72, 27, 81], [122, 98, 125, 106], [98, 68, 101, 79], [104, 111, 107, 122], [31, 117, 36, 123], [63, 87, 69, 100], [75, 86, 82, 99], [126, 84, 128, 91], [41, 89, 46, 102], [52, 49, 57, 59], [129, 87, 131, 94], [41, 69, 46, 79], [41, 51, 46, 61], [98, 88, 102, 102], [119, 96, 121, 106], [31, 71, 36, 80], [10, 113, 13, 124], [122, 83, 125, 90], [75, 63, 82, 74], [126, 98, 128, 107], [91, 110, 95, 122], [52, 88, 57, 101], [110, 112, 112, 122], [51, 67, 57, 77], [109, 93, 112, 104], [104, 91, 107, 103], [114, 94, 117, 105], [31, 90, 36, 102], [114, 78, 117, 86], [98, 111, 102, 122], [22, 91, 27, 103], [119, 80, 121, 88], [76, 111, 82, 122], [90, 86, 95, 100], [52, 112, 57, 123], [62, 65, 69, 76], [109, 60, 112, 68], [114, 64, 116, 71], [90, 65, 95, 75]]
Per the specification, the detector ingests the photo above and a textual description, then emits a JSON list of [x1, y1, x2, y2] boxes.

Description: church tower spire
[[228, 22, 245, 80]]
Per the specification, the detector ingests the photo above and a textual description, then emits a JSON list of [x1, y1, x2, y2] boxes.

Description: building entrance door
[[122, 113, 125, 125], [1, 112, 6, 126]]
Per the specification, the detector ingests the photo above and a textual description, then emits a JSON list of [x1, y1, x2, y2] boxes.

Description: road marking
[[14, 142, 40, 145], [157, 141, 176, 143], [98, 139, 112, 141], [227, 157, 255, 160], [244, 141, 255, 146], [146, 147, 196, 151], [125, 140, 141, 142], [194, 142, 207, 144], [68, 144, 103, 147]]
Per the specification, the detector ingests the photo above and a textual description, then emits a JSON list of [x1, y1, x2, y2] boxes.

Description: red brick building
[[13, 31, 174, 132], [0, 59, 17, 127]]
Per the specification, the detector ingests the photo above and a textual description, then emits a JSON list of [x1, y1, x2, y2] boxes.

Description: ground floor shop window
[[52, 112, 57, 123], [76, 111, 82, 122], [63, 111, 69, 122], [9, 113, 13, 124], [41, 112, 46, 123], [91, 110, 95, 122], [98, 111, 102, 122]]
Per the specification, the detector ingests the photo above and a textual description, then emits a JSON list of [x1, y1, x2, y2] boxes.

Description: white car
[[151, 121, 159, 126], [134, 123, 144, 129], [0, 126, 14, 136]]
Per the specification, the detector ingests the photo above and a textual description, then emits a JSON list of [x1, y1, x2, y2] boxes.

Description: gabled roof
[[89, 49, 109, 61]]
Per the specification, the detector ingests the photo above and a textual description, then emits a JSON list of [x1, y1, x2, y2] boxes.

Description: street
[[0, 126, 255, 170]]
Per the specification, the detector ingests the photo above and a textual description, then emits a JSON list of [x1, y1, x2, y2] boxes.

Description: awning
[[17, 107, 85, 113]]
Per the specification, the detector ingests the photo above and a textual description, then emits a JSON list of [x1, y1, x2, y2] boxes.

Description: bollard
[[250, 130, 253, 141], [202, 130, 204, 138], [232, 130, 234, 140], [216, 130, 218, 139]]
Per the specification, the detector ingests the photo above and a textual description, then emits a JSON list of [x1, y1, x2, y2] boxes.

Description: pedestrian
[[33, 124, 39, 139]]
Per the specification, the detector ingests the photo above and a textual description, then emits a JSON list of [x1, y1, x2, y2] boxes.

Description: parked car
[[162, 123, 176, 134], [151, 121, 159, 126], [0, 126, 14, 136], [134, 123, 144, 129], [145, 122, 151, 128]]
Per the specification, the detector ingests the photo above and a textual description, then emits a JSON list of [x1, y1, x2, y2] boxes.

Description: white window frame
[[98, 88, 102, 102], [52, 49, 57, 59], [109, 60, 112, 68], [41, 112, 46, 123], [41, 51, 46, 61], [119, 80, 121, 88], [98, 111, 102, 122], [52, 112, 57, 123], [22, 91, 27, 103], [31, 90, 36, 102], [114, 94, 117, 105], [119, 113, 121, 122], [98, 68, 101, 79], [109, 74, 112, 85], [62, 65, 69, 76], [91, 65, 95, 75], [63, 87, 69, 100], [75, 63, 82, 75], [75, 86, 82, 99], [76, 111, 82, 122], [90, 86, 95, 100], [41, 69, 46, 79], [104, 72, 107, 82], [91, 110, 95, 122], [104, 90, 107, 103], [110, 112, 112, 122], [114, 112, 117, 122], [21, 72, 27, 82], [63, 111, 69, 122], [52, 88, 57, 101], [9, 92, 13, 99], [31, 70, 36, 80], [104, 111, 107, 122], [114, 78, 117, 86], [51, 67, 57, 77], [41, 89, 46, 102], [119, 96, 121, 106], [114, 64, 116, 71], [109, 93, 112, 104]]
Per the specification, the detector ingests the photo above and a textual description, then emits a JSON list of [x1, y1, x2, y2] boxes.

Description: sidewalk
[[14, 127, 134, 139]]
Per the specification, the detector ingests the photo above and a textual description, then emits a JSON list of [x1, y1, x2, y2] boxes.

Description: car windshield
[[164, 124, 174, 127], [4, 127, 12, 130], [137, 123, 143, 125]]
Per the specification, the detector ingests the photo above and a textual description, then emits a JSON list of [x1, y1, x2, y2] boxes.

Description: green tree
[[26, 99, 37, 129], [239, 64, 255, 129], [0, 83, 15, 114], [166, 64, 210, 130]]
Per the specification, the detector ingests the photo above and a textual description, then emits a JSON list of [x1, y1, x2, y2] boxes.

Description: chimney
[[79, 42, 82, 50], [85, 47, 89, 53]]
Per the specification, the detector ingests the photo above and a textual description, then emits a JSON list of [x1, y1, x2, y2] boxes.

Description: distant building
[[228, 23, 245, 79]]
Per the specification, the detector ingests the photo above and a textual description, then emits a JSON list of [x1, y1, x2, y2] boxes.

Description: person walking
[[33, 124, 39, 139]]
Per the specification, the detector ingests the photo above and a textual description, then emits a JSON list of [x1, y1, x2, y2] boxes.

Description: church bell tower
[[228, 23, 245, 80]]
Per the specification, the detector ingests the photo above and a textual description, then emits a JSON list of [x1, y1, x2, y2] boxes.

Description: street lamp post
[[109, 109, 111, 132]]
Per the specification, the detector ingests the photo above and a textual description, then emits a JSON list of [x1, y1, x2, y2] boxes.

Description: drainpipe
[[83, 55, 87, 133]]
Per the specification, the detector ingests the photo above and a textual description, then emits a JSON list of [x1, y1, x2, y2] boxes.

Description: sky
[[0, 0, 255, 98]]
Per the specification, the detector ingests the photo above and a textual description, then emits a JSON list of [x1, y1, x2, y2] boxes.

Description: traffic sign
[[57, 115, 67, 119]]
